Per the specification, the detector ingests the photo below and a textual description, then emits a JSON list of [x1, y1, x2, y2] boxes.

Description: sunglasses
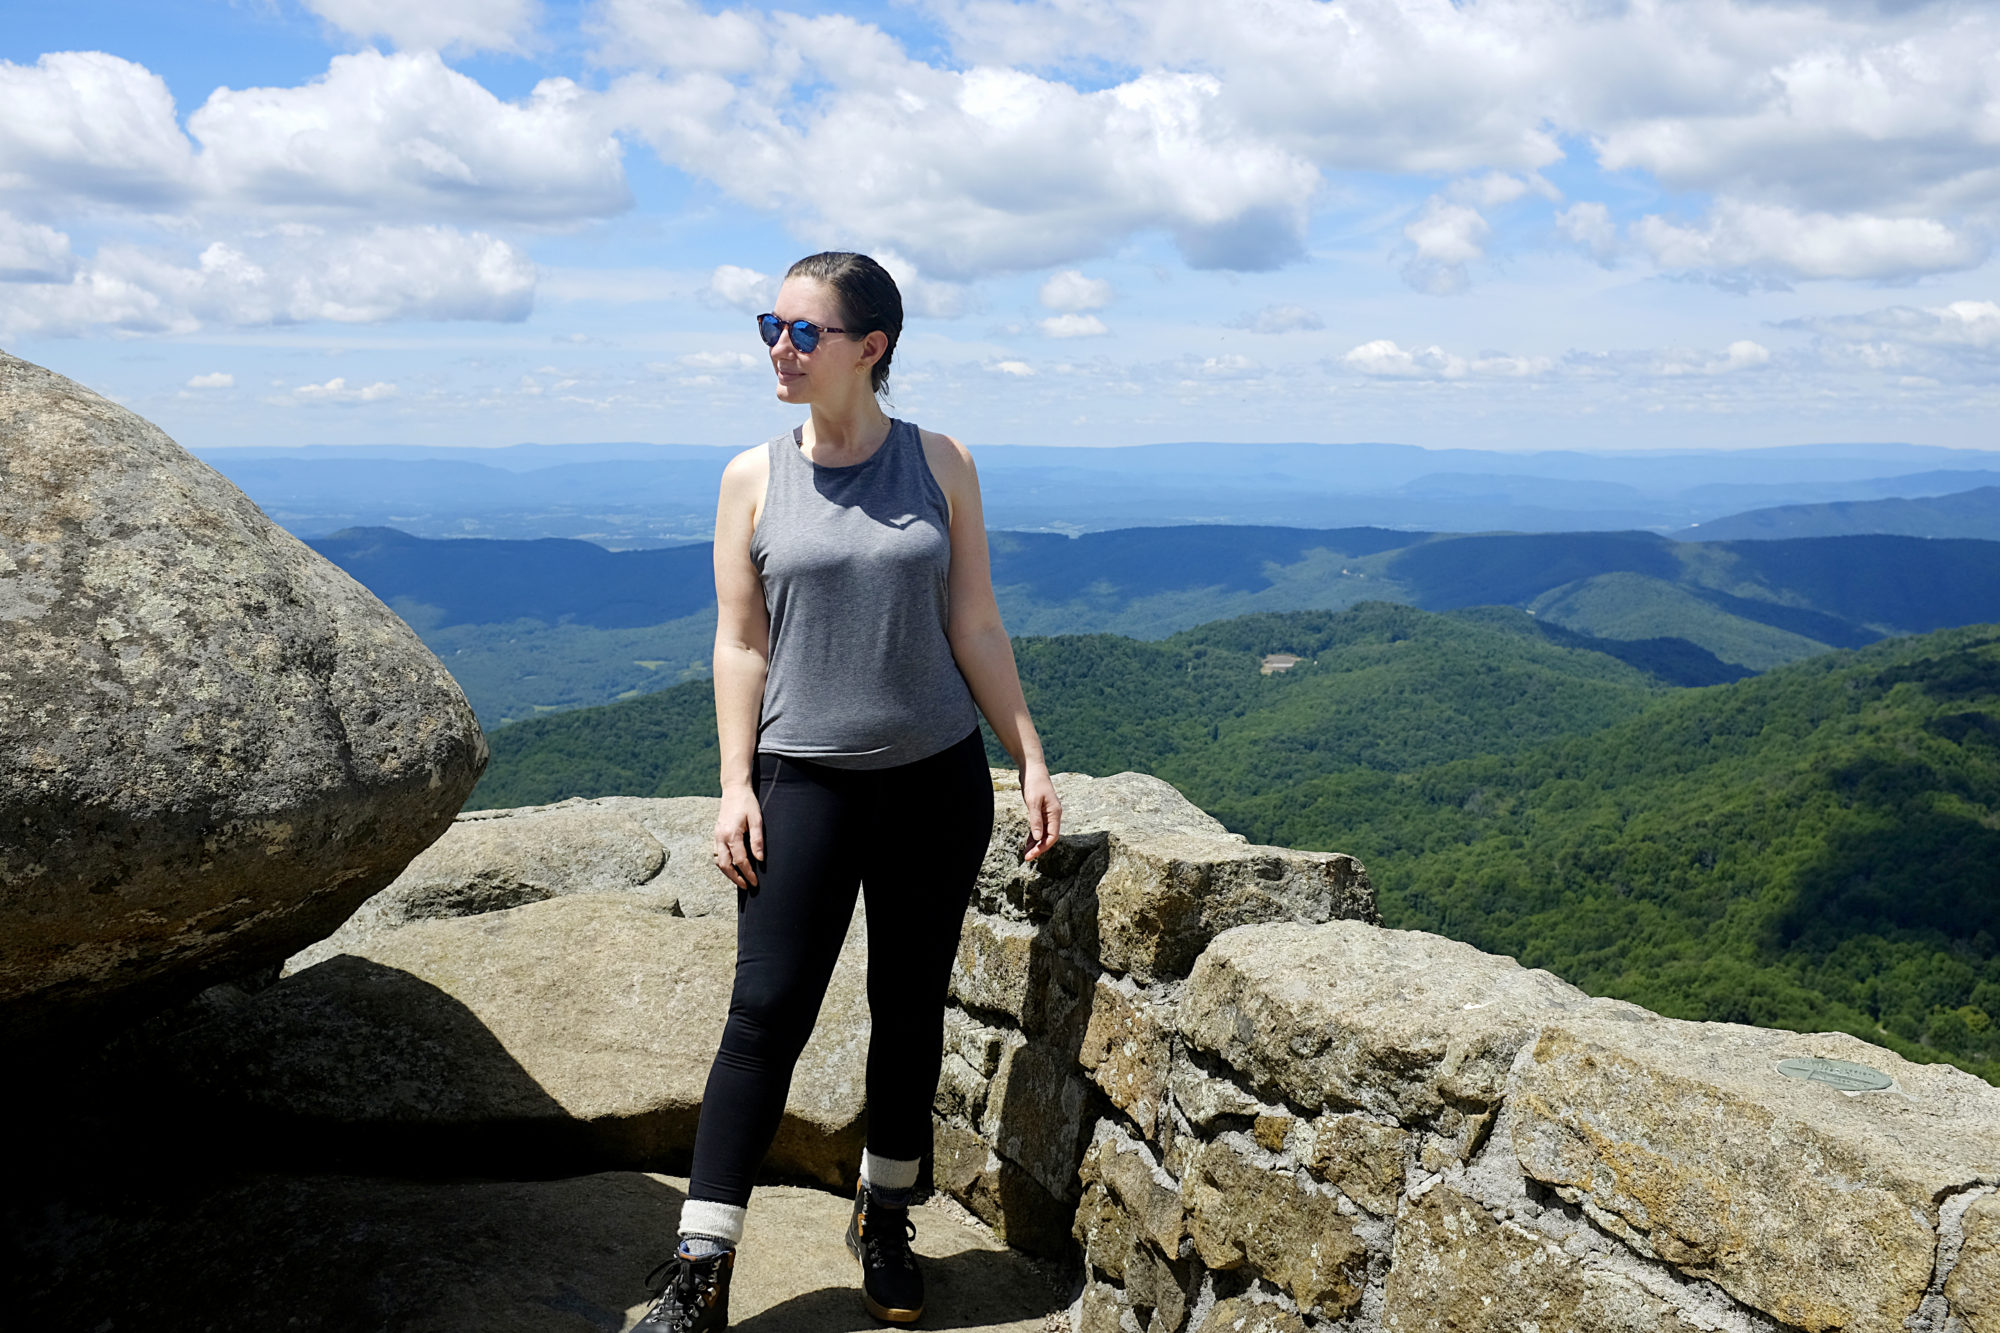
[[757, 313, 851, 354]]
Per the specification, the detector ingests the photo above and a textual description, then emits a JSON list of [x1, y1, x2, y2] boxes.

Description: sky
[[3, 0, 1998, 452]]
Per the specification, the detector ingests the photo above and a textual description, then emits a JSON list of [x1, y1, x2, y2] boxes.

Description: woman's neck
[[803, 398, 892, 464]]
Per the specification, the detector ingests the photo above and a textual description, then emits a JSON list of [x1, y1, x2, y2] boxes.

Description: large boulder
[[0, 350, 485, 1042], [160, 894, 872, 1188]]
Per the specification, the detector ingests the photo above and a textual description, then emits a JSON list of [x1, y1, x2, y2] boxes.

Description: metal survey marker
[[1775, 1057, 1895, 1092]]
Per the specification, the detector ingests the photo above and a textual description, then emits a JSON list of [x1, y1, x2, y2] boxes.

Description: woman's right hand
[[714, 784, 765, 889]]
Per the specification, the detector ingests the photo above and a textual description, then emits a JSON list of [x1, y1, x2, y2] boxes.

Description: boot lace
[[860, 1205, 919, 1275], [641, 1254, 715, 1332]]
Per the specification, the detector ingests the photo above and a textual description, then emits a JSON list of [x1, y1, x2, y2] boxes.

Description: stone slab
[[1511, 1020, 2000, 1333], [6, 1170, 1059, 1332]]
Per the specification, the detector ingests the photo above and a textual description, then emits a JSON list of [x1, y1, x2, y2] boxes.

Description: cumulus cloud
[[993, 359, 1035, 376], [290, 377, 398, 403], [0, 212, 74, 282], [1344, 340, 1470, 379], [0, 52, 195, 209], [1401, 199, 1490, 295], [605, 8, 1317, 276], [1231, 303, 1323, 334], [1653, 340, 1773, 375], [186, 371, 234, 388], [680, 350, 759, 369], [188, 50, 627, 224], [301, 0, 541, 55], [706, 264, 775, 313], [1556, 202, 1618, 263], [1786, 299, 2000, 381], [1635, 201, 1986, 281], [0, 225, 534, 338], [1039, 269, 1113, 311], [1040, 313, 1108, 338], [1342, 339, 1553, 380]]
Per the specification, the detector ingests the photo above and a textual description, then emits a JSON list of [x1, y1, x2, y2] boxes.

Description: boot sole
[[846, 1228, 923, 1324]]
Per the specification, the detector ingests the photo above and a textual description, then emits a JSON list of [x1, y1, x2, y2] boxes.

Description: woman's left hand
[[1020, 764, 1062, 862]]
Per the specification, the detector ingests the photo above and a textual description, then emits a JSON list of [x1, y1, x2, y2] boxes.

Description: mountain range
[[312, 524, 2000, 724], [205, 440, 2000, 543]]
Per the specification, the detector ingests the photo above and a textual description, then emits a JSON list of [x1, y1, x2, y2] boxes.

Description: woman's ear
[[859, 329, 889, 369]]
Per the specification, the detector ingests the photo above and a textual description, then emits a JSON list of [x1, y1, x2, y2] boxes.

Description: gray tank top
[[750, 419, 979, 768]]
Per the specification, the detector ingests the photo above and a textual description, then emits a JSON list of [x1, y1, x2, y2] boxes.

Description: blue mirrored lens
[[756, 315, 821, 352]]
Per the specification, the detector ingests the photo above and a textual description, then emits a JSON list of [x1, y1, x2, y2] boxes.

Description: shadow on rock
[[5, 1170, 685, 1331]]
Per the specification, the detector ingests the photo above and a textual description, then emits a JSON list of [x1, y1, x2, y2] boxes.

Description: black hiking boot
[[635, 1247, 733, 1332], [845, 1183, 923, 1324]]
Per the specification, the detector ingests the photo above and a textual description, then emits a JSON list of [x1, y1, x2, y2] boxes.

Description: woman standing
[[638, 252, 1062, 1331]]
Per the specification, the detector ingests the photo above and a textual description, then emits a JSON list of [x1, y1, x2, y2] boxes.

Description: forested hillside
[[317, 524, 2000, 722], [467, 608, 2000, 1084]]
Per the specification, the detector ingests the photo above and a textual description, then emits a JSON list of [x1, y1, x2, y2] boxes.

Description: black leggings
[[686, 729, 994, 1207]]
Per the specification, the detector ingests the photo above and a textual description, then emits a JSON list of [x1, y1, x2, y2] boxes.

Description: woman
[[638, 252, 1062, 1331]]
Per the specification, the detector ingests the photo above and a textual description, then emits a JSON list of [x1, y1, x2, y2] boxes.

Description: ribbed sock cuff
[[860, 1151, 921, 1193], [678, 1199, 747, 1248]]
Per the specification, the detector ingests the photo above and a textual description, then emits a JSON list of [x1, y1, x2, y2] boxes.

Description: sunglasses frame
[[757, 313, 852, 354]]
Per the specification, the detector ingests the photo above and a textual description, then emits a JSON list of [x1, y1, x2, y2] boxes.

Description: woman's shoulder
[[721, 439, 772, 480], [912, 424, 975, 484], [718, 440, 772, 508]]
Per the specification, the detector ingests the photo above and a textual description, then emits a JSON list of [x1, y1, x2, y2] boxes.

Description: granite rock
[[1184, 1134, 1367, 1317], [1511, 1020, 2000, 1333], [1381, 1182, 1686, 1332], [286, 804, 670, 973], [156, 894, 870, 1188], [1948, 1192, 2000, 1332], [1178, 920, 1606, 1129], [0, 350, 485, 1040]]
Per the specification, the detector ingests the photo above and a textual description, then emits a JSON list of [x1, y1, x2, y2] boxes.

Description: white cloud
[[186, 372, 234, 388], [1654, 340, 1773, 375], [0, 226, 533, 338], [1039, 269, 1113, 311], [0, 52, 195, 209], [1, 50, 626, 227], [680, 350, 759, 369], [1040, 313, 1108, 338], [301, 0, 541, 55], [1449, 172, 1541, 209], [592, 0, 769, 73], [993, 360, 1035, 376], [872, 250, 970, 319], [1200, 354, 1256, 375], [1786, 299, 2000, 382], [0, 212, 74, 282], [1342, 339, 1554, 380], [706, 264, 775, 313], [605, 10, 1318, 276], [1635, 201, 1986, 281], [1344, 339, 1468, 379], [1401, 199, 1490, 295], [1231, 303, 1323, 334], [290, 377, 398, 403], [1556, 202, 1618, 263], [188, 50, 627, 224]]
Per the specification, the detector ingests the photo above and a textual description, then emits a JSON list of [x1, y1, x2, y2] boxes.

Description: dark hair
[[785, 251, 903, 396]]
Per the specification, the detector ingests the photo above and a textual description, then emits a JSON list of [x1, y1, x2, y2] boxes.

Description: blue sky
[[3, 0, 1998, 451]]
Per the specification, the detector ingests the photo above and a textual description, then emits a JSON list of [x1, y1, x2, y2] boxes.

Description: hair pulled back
[[786, 251, 903, 397]]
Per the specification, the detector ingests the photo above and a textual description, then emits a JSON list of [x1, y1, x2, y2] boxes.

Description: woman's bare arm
[[925, 430, 1062, 861], [712, 445, 772, 887]]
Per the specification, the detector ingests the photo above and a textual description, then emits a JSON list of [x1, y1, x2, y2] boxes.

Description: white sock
[[678, 1199, 747, 1249], [861, 1151, 921, 1194]]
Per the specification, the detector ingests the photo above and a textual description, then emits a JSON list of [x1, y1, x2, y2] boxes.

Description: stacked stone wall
[[945, 774, 1999, 1333]]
